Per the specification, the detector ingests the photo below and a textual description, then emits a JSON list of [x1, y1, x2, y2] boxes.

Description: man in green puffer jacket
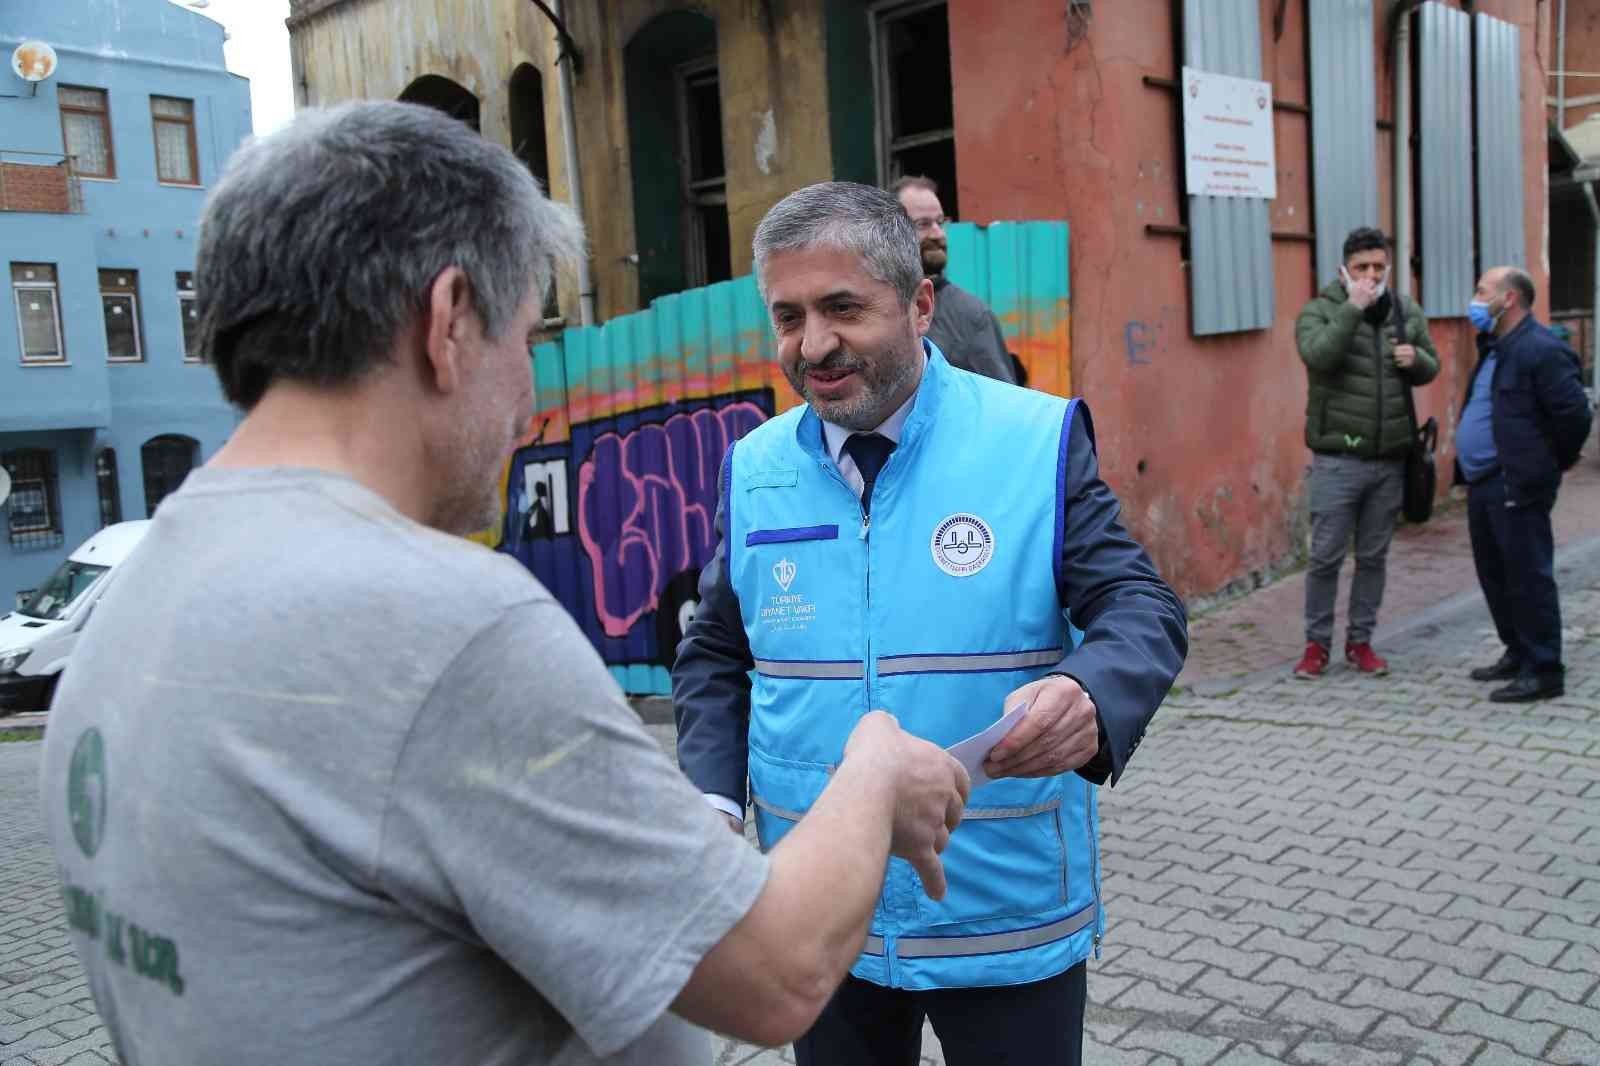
[[1293, 227, 1439, 680]]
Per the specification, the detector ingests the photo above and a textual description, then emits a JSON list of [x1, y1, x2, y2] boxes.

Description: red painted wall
[[949, 0, 1550, 601]]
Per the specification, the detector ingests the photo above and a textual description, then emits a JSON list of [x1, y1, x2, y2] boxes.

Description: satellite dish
[[0, 467, 11, 509], [11, 41, 58, 83]]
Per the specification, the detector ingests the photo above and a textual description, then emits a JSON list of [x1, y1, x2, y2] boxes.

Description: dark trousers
[[792, 963, 1087, 1066], [1467, 474, 1563, 677]]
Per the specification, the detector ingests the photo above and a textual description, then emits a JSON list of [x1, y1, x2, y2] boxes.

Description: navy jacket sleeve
[[671, 447, 753, 810], [1534, 335, 1593, 472], [1048, 403, 1188, 788]]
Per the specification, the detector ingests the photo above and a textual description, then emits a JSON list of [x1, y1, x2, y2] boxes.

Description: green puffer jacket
[[1295, 281, 1440, 459]]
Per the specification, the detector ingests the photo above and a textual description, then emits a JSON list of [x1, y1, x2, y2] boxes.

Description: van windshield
[[19, 561, 110, 621]]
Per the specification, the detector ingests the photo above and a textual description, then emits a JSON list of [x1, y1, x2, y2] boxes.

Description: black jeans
[[1467, 473, 1563, 677], [792, 963, 1087, 1066]]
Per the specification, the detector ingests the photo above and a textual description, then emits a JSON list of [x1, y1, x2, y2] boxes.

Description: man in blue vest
[[673, 181, 1188, 1065]]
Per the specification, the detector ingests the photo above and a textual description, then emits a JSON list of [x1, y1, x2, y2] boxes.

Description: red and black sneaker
[[1345, 642, 1389, 676], [1293, 642, 1329, 679]]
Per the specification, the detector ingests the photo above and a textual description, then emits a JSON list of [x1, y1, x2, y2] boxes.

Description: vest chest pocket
[[916, 799, 1068, 927]]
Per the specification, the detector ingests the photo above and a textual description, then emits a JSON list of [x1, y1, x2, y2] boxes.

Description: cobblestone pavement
[[1179, 457, 1600, 690], [5, 555, 1597, 1064]]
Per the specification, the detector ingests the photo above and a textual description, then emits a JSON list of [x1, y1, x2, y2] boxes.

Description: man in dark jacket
[[1293, 227, 1440, 679], [1456, 266, 1592, 702], [892, 175, 1017, 384]]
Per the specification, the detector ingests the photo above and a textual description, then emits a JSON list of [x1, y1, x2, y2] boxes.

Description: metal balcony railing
[[0, 151, 85, 214]]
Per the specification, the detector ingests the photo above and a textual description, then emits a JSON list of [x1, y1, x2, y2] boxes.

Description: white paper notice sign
[[1181, 66, 1277, 200]]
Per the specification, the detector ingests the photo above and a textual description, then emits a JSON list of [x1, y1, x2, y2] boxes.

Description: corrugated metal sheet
[[496, 220, 1071, 695], [1474, 12, 1525, 273], [1183, 0, 1274, 336], [1308, 0, 1379, 287], [1419, 1, 1475, 318]]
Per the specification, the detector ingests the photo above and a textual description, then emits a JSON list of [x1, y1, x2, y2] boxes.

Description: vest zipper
[[1375, 337, 1385, 455]]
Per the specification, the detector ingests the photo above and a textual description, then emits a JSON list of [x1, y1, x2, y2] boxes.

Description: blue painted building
[[0, 0, 249, 607]]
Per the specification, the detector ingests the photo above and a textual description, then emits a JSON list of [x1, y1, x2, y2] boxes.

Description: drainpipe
[[549, 0, 595, 326], [1392, 1, 1419, 300], [1584, 182, 1600, 394], [1557, 0, 1568, 132]]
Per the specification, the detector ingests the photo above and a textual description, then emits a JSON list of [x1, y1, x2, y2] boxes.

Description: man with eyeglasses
[[892, 175, 1018, 384]]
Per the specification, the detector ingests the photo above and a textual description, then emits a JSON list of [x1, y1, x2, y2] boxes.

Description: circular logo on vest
[[930, 513, 994, 577], [67, 728, 107, 859]]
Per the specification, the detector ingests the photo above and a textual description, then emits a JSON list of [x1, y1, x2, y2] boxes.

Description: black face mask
[[1363, 290, 1393, 326]]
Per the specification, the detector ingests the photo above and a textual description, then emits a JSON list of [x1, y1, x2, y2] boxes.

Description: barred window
[[151, 96, 198, 185], [59, 85, 115, 179], [141, 434, 197, 517], [96, 449, 122, 527], [176, 271, 202, 361], [3, 449, 64, 550]]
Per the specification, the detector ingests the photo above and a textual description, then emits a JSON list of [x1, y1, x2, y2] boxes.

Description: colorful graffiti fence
[[495, 220, 1071, 696]]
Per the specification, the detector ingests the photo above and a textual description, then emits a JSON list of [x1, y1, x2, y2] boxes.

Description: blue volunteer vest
[[725, 344, 1102, 989]]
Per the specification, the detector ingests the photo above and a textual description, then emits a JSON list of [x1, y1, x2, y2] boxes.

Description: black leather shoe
[[1489, 675, 1564, 703], [1469, 653, 1520, 682]]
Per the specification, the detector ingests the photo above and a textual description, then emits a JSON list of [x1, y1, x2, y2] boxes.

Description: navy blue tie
[[844, 433, 896, 517]]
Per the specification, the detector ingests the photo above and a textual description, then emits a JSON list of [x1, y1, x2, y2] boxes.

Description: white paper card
[[945, 703, 1028, 791]]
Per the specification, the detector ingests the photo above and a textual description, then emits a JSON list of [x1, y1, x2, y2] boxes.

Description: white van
[[0, 520, 150, 714]]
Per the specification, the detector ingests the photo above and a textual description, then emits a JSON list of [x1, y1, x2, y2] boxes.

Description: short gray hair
[[752, 182, 921, 304], [195, 101, 584, 409], [1500, 266, 1536, 309]]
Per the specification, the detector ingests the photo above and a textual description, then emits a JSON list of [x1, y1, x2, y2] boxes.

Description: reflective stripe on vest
[[877, 648, 1064, 676], [752, 658, 866, 680], [863, 904, 1096, 959]]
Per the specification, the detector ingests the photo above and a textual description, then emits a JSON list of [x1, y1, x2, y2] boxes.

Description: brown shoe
[[1293, 642, 1329, 679]]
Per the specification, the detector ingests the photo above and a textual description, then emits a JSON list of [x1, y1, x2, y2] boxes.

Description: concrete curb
[[1186, 530, 1600, 699]]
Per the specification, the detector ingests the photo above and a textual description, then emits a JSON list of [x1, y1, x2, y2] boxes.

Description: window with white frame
[[100, 269, 143, 362], [175, 270, 201, 361], [151, 95, 198, 185], [872, 0, 959, 221], [11, 263, 65, 364], [675, 57, 731, 289]]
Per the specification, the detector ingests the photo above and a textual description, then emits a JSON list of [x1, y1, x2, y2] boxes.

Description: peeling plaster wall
[[951, 0, 1550, 600]]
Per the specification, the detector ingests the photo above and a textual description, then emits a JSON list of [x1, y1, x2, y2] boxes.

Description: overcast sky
[[174, 0, 294, 135]]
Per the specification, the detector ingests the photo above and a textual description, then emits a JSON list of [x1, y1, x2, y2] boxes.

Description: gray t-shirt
[[40, 467, 768, 1065]]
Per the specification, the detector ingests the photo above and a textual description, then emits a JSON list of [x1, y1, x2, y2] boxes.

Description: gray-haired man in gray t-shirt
[[40, 101, 969, 1066]]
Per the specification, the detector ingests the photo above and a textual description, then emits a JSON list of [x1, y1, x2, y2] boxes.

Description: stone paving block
[[1458, 922, 1572, 968], [1251, 957, 1359, 1002], [1104, 925, 1196, 962], [1359, 881, 1456, 917], [1098, 946, 1206, 991], [1483, 953, 1597, 1005], [1361, 1014, 1485, 1065], [1469, 1045, 1567, 1066], [1288, 1039, 1405, 1065], [1442, 1002, 1562, 1059], [1077, 1036, 1175, 1066], [1425, 872, 1521, 911], [1408, 963, 1526, 1015], [1267, 989, 1381, 1043], [1512, 988, 1600, 1039], [1546, 1027, 1600, 1066], [1504, 887, 1599, 926], [1118, 1022, 1232, 1064], [1372, 905, 1473, 946], [1170, 936, 1276, 981], [1340, 975, 1454, 1028], [1242, 928, 1337, 969], [1190, 965, 1290, 1015], [0, 1007, 87, 1048], [1101, 979, 1216, 1032], [1320, 945, 1429, 989], [21, 1032, 115, 1066]]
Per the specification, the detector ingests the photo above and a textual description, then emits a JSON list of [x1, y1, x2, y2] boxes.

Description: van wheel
[[655, 570, 702, 667]]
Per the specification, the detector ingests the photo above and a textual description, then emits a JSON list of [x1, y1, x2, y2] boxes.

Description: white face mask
[[1341, 265, 1389, 299]]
